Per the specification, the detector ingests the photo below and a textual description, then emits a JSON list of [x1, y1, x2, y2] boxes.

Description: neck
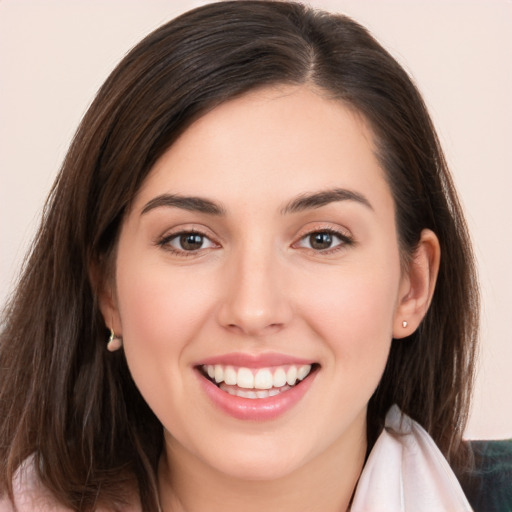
[[157, 424, 366, 512]]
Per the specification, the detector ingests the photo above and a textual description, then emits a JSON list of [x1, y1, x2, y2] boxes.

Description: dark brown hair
[[0, 2, 479, 510]]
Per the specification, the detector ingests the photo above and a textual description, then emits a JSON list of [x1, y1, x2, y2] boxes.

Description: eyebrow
[[141, 187, 372, 217], [141, 194, 226, 216], [281, 188, 373, 214]]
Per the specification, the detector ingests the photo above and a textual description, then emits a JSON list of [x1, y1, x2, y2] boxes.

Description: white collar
[[351, 405, 473, 511]]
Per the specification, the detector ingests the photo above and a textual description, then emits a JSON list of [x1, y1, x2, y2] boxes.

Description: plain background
[[0, 0, 511, 439]]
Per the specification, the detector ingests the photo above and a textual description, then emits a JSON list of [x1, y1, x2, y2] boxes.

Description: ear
[[90, 262, 123, 337], [393, 229, 440, 338]]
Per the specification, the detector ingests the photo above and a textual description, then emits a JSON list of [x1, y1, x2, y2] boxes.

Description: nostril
[[225, 323, 244, 334], [224, 322, 285, 337]]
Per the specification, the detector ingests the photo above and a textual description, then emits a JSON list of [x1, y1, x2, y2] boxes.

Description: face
[[106, 86, 411, 481]]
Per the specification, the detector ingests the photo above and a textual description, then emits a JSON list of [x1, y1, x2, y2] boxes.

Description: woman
[[0, 1, 510, 511]]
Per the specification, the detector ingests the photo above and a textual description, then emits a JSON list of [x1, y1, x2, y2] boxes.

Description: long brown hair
[[0, 2, 479, 510]]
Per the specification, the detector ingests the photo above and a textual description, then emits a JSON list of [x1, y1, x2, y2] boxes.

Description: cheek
[[114, 256, 218, 381], [297, 257, 400, 373], [113, 257, 223, 434], [116, 233, 218, 328]]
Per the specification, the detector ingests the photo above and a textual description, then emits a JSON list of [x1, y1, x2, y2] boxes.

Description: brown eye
[[162, 232, 217, 252], [309, 232, 334, 250], [179, 233, 205, 250], [295, 230, 351, 252]]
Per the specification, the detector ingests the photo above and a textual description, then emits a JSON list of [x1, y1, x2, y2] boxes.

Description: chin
[[213, 454, 304, 482]]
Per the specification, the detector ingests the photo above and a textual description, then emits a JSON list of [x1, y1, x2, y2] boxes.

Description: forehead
[[133, 85, 391, 214]]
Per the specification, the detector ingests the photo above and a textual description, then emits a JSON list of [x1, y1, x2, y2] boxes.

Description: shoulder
[[0, 457, 72, 512], [461, 439, 512, 512], [0, 456, 142, 512]]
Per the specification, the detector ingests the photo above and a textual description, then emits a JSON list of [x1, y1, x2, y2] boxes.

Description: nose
[[216, 245, 293, 337]]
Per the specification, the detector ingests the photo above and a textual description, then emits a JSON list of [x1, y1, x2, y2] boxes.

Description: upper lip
[[195, 352, 316, 368]]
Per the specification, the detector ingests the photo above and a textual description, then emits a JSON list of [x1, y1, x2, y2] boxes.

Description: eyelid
[[169, 232, 217, 250], [291, 223, 354, 253], [155, 223, 220, 243], [156, 225, 221, 256], [293, 222, 353, 240]]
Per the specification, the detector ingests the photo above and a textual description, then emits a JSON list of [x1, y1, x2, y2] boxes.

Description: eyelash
[[157, 229, 217, 257], [294, 228, 354, 255], [157, 228, 353, 257]]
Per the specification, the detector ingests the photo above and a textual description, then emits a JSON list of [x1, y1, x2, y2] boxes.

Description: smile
[[196, 358, 319, 420], [201, 364, 313, 399]]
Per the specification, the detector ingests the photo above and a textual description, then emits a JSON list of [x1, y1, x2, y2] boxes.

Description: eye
[[296, 230, 351, 252], [161, 231, 217, 253]]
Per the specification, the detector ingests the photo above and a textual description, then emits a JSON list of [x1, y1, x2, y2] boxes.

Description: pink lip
[[195, 365, 318, 421], [196, 352, 314, 368]]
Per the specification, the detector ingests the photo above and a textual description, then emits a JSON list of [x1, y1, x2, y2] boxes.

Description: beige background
[[0, 0, 511, 438]]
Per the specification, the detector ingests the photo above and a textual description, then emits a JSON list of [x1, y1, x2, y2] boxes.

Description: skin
[[100, 85, 440, 512]]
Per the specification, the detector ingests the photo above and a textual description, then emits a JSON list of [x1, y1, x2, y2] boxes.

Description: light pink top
[[0, 407, 473, 511], [0, 457, 141, 512]]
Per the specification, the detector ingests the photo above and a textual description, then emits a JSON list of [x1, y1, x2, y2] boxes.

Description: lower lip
[[196, 369, 317, 421]]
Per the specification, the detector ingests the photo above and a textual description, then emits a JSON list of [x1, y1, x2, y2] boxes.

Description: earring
[[107, 328, 123, 352], [402, 320, 408, 328]]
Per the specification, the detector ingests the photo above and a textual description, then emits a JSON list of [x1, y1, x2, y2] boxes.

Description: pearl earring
[[107, 328, 123, 352], [402, 321, 408, 328]]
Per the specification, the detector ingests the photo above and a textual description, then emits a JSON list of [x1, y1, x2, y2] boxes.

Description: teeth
[[203, 363, 313, 391], [286, 366, 297, 385], [214, 365, 224, 383], [240, 390, 258, 399], [224, 366, 237, 385], [219, 383, 292, 399], [254, 368, 273, 389], [237, 367, 254, 389], [273, 368, 287, 388], [297, 365, 311, 381]]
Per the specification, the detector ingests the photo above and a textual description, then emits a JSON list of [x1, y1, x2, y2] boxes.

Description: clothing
[[352, 405, 470, 510], [1, 406, 511, 511], [351, 406, 512, 511], [462, 438, 512, 512], [353, 407, 512, 512]]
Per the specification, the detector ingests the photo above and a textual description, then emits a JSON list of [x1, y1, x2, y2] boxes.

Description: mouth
[[198, 363, 320, 400]]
